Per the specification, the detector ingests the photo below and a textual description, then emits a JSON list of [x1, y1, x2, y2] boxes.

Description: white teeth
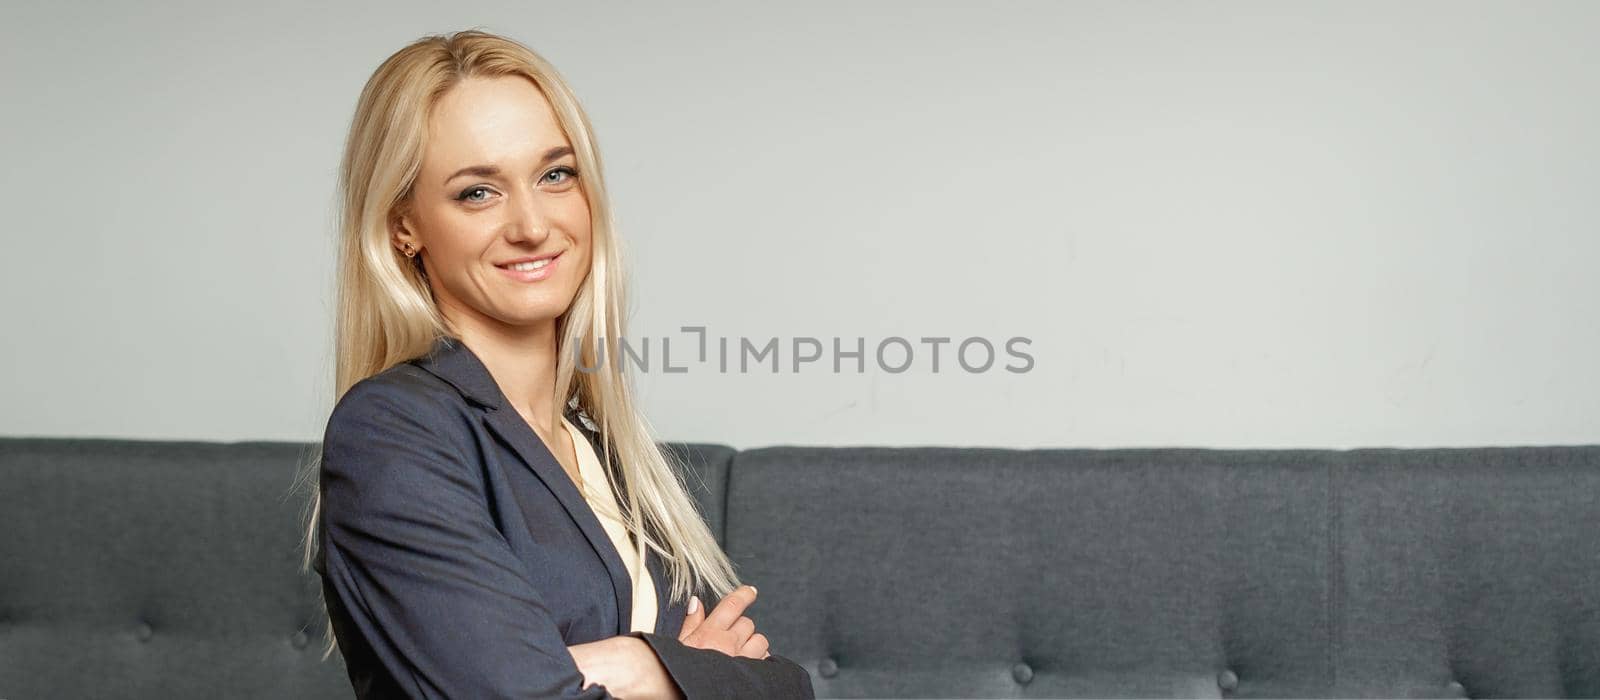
[[507, 259, 551, 271]]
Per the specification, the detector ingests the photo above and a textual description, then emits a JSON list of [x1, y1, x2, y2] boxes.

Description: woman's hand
[[567, 584, 771, 698], [568, 635, 682, 700], [677, 585, 771, 659]]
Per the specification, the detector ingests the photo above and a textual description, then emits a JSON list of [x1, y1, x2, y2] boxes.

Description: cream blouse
[[561, 415, 658, 634]]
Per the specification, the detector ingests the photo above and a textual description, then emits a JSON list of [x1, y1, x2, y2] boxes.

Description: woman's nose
[[504, 190, 553, 244]]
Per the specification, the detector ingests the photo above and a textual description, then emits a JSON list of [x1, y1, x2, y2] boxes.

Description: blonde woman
[[298, 29, 814, 699]]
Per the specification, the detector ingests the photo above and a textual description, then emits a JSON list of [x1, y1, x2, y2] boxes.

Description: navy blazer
[[313, 335, 815, 699]]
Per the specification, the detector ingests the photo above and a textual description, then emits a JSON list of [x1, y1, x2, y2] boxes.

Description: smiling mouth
[[499, 258, 554, 272], [494, 252, 562, 282]]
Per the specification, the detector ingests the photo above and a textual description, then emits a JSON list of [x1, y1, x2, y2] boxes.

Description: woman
[[296, 29, 815, 699]]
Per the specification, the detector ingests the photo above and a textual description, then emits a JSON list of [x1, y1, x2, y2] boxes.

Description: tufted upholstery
[[1, 437, 1596, 698], [728, 446, 1600, 699]]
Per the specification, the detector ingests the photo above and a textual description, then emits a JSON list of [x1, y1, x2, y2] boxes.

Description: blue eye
[[544, 166, 579, 184], [455, 167, 578, 204], [456, 186, 494, 203]]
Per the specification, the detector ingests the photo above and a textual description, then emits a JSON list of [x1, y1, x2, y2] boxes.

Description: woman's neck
[[450, 315, 563, 436]]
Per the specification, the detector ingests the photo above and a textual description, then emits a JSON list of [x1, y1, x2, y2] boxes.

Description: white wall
[[2, 1, 1595, 449]]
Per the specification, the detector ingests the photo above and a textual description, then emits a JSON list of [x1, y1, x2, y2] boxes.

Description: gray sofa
[[2, 436, 1597, 698]]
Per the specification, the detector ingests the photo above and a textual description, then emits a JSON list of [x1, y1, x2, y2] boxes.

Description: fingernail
[[749, 584, 758, 596], [687, 595, 699, 614]]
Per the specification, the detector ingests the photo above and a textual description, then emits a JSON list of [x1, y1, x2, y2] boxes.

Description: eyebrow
[[443, 145, 575, 185]]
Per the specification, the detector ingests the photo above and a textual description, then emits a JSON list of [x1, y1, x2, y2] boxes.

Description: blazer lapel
[[645, 540, 680, 636], [412, 335, 635, 637]]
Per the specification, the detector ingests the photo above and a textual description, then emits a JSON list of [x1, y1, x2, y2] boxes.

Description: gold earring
[[401, 242, 417, 258]]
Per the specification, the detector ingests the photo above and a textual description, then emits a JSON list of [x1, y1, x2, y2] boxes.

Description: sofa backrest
[[727, 445, 1600, 699], [0, 438, 348, 698], [3, 437, 1596, 698]]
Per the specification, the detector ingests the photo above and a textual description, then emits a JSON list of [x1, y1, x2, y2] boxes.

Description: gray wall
[[2, 1, 1595, 450]]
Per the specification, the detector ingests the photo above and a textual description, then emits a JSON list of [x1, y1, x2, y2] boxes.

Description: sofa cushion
[[1333, 446, 1600, 698], [0, 437, 349, 699], [722, 446, 1338, 698]]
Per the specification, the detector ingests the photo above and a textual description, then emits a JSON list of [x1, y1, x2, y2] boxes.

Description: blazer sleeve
[[629, 630, 816, 700], [319, 381, 621, 699]]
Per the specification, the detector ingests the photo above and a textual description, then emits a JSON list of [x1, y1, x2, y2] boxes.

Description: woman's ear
[[388, 207, 418, 254]]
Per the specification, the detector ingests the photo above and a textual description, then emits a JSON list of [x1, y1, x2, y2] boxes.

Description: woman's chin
[[489, 306, 567, 328]]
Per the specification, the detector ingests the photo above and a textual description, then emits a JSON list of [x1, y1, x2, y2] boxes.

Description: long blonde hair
[[292, 28, 740, 661]]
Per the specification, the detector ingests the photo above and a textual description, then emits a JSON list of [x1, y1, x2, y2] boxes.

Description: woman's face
[[393, 75, 592, 334]]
